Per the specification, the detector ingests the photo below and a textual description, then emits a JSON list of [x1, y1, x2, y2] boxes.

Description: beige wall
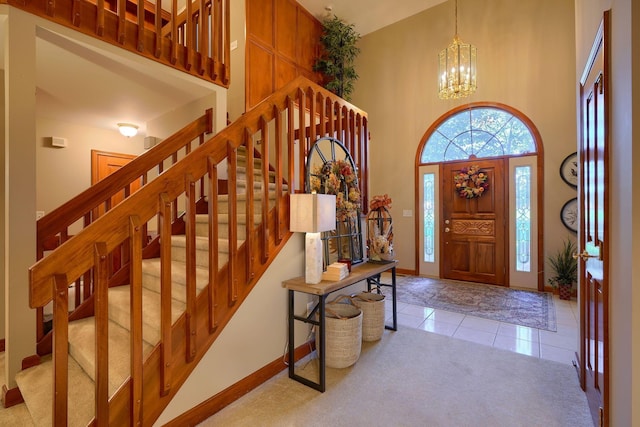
[[36, 118, 146, 223], [352, 0, 577, 277]]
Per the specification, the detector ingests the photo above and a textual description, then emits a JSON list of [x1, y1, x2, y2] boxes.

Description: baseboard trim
[[396, 268, 414, 276], [2, 385, 24, 408], [164, 341, 313, 426]]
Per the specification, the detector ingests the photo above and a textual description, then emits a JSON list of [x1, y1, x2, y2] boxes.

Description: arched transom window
[[421, 106, 537, 163]]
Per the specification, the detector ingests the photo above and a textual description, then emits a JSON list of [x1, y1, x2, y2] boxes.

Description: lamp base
[[305, 232, 323, 284]]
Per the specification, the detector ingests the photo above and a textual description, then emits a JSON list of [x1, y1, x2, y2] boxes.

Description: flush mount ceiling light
[[117, 123, 139, 137], [438, 0, 477, 100]]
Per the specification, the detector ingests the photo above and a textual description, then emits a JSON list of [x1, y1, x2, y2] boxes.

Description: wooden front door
[[579, 12, 609, 427], [441, 159, 507, 286]]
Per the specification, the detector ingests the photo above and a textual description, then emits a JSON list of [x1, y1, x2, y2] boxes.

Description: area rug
[[392, 276, 557, 331]]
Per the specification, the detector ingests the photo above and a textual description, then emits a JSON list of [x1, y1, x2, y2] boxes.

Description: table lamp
[[290, 193, 336, 284]]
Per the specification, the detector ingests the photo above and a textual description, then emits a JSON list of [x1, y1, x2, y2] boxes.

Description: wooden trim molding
[[163, 342, 314, 426]]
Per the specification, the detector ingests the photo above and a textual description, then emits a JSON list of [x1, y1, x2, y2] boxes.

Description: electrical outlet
[[36, 211, 45, 220]]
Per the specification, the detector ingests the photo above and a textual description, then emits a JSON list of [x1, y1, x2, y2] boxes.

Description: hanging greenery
[[313, 15, 361, 101]]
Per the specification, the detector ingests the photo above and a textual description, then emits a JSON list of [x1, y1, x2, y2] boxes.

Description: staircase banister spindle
[[129, 215, 144, 426], [273, 104, 283, 244], [260, 115, 270, 264], [206, 156, 219, 332], [185, 173, 197, 361], [227, 142, 238, 304], [94, 241, 110, 425], [159, 192, 173, 396], [244, 128, 255, 281], [52, 274, 70, 425]]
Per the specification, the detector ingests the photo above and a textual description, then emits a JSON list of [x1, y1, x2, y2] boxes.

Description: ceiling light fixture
[[117, 123, 139, 137], [438, 0, 477, 100]]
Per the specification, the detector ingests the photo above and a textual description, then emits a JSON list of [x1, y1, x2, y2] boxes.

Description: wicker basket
[[318, 301, 362, 368], [353, 292, 386, 341]]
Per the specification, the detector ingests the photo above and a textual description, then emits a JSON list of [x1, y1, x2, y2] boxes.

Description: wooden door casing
[[579, 11, 609, 427], [91, 150, 141, 274], [441, 158, 507, 286]]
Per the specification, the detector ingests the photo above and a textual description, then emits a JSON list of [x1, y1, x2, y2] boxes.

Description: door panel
[[442, 159, 507, 285], [579, 11, 609, 427]]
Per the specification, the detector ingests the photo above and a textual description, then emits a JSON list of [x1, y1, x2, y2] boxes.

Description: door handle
[[573, 250, 598, 261]]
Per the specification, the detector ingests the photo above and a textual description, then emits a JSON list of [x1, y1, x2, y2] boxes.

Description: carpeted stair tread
[[108, 285, 185, 346], [170, 235, 221, 268], [68, 317, 154, 396], [141, 258, 210, 302], [15, 355, 95, 427]]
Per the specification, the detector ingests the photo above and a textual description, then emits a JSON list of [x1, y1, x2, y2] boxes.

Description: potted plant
[[313, 15, 361, 101], [547, 238, 578, 300]]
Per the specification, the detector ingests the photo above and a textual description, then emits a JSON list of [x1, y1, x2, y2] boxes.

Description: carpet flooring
[[390, 276, 557, 331], [200, 327, 592, 426]]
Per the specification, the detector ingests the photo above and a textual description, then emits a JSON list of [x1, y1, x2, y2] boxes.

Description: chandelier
[[438, 0, 477, 100]]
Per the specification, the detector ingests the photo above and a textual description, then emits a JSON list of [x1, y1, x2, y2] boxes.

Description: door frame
[[578, 11, 610, 426], [440, 158, 508, 286], [414, 103, 545, 290]]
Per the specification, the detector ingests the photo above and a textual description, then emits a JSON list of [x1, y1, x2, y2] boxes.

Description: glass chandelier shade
[[438, 0, 477, 100]]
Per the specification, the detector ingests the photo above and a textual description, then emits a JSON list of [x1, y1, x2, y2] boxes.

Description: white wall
[[352, 0, 578, 280]]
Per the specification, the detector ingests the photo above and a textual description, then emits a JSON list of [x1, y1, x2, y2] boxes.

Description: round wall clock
[[560, 152, 578, 188], [561, 198, 578, 233]]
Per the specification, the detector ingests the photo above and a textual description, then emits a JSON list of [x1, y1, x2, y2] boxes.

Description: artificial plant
[[314, 15, 361, 101]]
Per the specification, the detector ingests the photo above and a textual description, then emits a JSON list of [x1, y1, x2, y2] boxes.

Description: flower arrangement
[[371, 234, 393, 258], [367, 194, 394, 261], [369, 193, 392, 211], [454, 165, 489, 199], [310, 159, 361, 221]]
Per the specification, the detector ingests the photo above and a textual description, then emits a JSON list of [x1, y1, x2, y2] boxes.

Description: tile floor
[[386, 295, 579, 366]]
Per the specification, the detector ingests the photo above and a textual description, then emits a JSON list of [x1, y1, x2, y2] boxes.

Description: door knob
[[445, 219, 450, 224], [444, 227, 450, 233], [573, 250, 597, 261]]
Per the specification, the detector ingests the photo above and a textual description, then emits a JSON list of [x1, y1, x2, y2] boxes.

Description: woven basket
[[318, 301, 362, 368], [353, 292, 386, 341]]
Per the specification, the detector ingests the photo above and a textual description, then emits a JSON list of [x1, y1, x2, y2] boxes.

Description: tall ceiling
[[297, 0, 447, 35]]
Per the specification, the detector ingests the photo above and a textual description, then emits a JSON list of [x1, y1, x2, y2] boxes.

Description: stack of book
[[321, 262, 349, 281]]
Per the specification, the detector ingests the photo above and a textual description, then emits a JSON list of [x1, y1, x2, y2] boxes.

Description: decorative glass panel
[[423, 173, 435, 263], [421, 107, 536, 163], [515, 166, 531, 272]]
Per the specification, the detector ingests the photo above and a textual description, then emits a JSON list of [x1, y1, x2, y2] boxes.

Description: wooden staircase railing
[[34, 109, 213, 355], [2, 0, 230, 88], [28, 75, 369, 425]]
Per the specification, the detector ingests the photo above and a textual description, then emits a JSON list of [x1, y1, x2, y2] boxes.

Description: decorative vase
[[558, 283, 572, 300], [380, 251, 394, 261]]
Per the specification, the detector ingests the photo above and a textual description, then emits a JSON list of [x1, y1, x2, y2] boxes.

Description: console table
[[282, 260, 398, 392]]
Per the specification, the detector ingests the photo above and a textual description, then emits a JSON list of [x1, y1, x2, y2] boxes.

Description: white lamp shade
[[290, 193, 336, 233]]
